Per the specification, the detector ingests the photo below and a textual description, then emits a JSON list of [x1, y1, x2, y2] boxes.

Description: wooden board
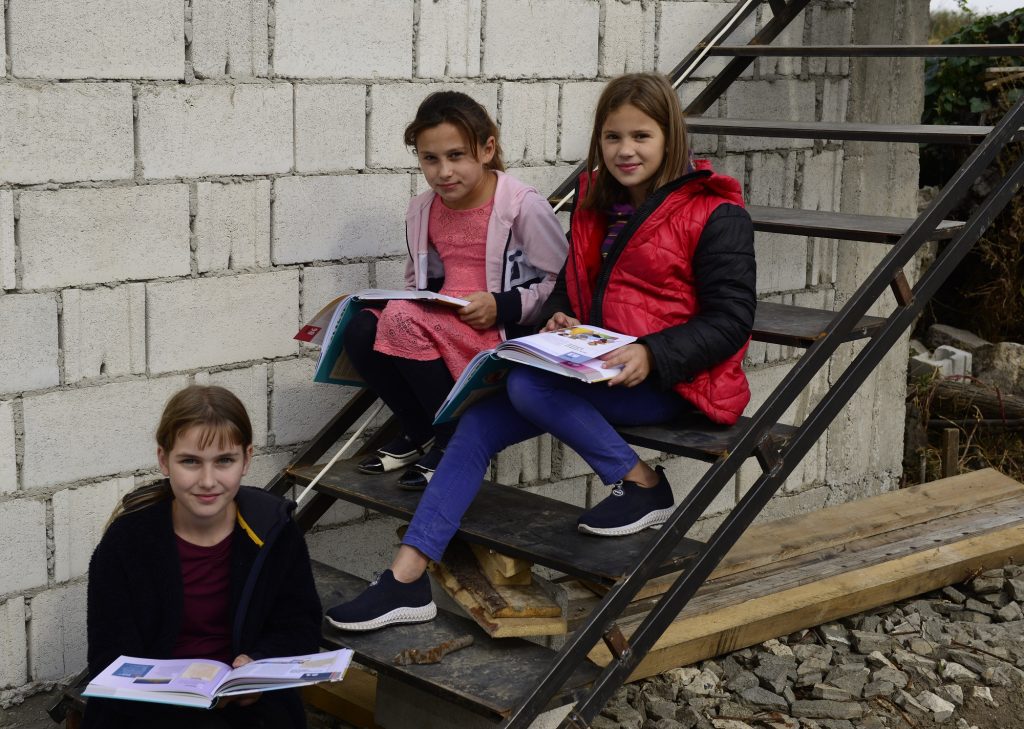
[[470, 543, 533, 586], [442, 540, 559, 618]]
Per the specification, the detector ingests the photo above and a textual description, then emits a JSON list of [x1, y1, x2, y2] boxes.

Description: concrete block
[[416, 0, 482, 78], [926, 324, 992, 356], [559, 82, 604, 162], [246, 450, 293, 489], [306, 515, 404, 582], [0, 499, 46, 593], [22, 376, 187, 489], [809, 237, 839, 287], [1, 191, 14, 290], [661, 457, 732, 515], [191, 0, 269, 78], [368, 83, 498, 168], [755, 233, 807, 294], [759, 9, 806, 78], [0, 598, 27, 689], [302, 263, 371, 323], [601, 0, 655, 76], [748, 151, 797, 208], [754, 483, 829, 525], [295, 84, 367, 172], [0, 83, 133, 184], [932, 345, 972, 378], [53, 477, 136, 582], [0, 294, 58, 394], [8, 0, 183, 79], [523, 475, 588, 509], [147, 271, 299, 373], [28, 582, 87, 681], [0, 6, 5, 71], [273, 174, 410, 264], [274, 0, 413, 79], [482, 0, 599, 79], [494, 435, 553, 485], [508, 165, 577, 201], [0, 402, 15, 495], [822, 78, 850, 123], [658, 3, 755, 79], [137, 84, 292, 178], [194, 364, 270, 447], [195, 181, 272, 272], [375, 258, 409, 289], [19, 186, 190, 289], [557, 439, 594, 480], [809, 6, 853, 76], [801, 149, 844, 213], [62, 285, 146, 383], [270, 358, 358, 446], [501, 83, 559, 165], [727, 79, 817, 123]]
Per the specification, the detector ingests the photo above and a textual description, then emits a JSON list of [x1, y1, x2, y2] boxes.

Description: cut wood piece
[[428, 560, 567, 638], [443, 539, 559, 618], [588, 499, 1024, 679], [469, 543, 533, 586]]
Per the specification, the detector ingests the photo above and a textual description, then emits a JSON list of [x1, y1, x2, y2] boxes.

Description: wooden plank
[[588, 503, 1024, 679], [469, 543, 533, 586], [686, 117, 1002, 144], [302, 667, 380, 729], [442, 540, 560, 619]]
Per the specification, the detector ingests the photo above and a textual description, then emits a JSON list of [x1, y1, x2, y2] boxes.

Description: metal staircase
[[267, 2, 1023, 727]]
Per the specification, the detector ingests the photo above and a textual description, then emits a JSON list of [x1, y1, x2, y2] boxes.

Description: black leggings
[[343, 309, 456, 447]]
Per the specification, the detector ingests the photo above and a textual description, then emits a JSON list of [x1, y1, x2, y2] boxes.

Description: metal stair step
[[312, 560, 599, 723], [754, 300, 886, 347], [687, 117, 1004, 144], [289, 461, 705, 584], [747, 205, 963, 243], [708, 44, 1024, 57], [616, 416, 796, 462]]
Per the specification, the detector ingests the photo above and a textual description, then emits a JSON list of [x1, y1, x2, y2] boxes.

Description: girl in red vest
[[327, 72, 756, 631]]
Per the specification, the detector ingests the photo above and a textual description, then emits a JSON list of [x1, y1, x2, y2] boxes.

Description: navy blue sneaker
[[398, 446, 445, 491], [577, 466, 674, 536], [325, 570, 437, 631]]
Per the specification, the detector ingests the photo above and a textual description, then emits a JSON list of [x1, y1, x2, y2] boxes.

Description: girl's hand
[[601, 343, 653, 387], [542, 312, 581, 332], [217, 655, 261, 708], [459, 292, 498, 329]]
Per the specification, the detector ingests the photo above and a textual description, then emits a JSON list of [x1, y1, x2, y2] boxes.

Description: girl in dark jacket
[[83, 385, 322, 729], [326, 72, 756, 632]]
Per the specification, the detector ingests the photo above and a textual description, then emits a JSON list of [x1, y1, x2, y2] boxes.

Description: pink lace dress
[[374, 196, 502, 378]]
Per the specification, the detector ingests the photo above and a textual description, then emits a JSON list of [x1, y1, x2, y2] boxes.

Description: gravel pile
[[593, 564, 1024, 729]]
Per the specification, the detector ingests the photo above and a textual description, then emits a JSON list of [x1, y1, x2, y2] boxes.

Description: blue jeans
[[402, 367, 688, 561]]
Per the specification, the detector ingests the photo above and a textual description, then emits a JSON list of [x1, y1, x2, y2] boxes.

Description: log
[[928, 379, 1024, 421]]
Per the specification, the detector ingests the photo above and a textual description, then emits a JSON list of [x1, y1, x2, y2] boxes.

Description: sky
[[931, 0, 1023, 12]]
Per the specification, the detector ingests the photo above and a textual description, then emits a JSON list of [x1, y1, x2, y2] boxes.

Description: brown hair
[[110, 385, 253, 523], [582, 73, 690, 210], [404, 91, 505, 172]]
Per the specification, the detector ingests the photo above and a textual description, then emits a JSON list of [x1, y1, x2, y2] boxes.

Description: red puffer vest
[[567, 162, 751, 424]]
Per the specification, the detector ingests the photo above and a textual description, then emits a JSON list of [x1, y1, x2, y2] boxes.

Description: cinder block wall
[[0, 0, 920, 695]]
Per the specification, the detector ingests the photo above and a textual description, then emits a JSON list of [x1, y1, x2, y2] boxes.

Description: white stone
[[52, 477, 136, 582], [482, 1, 599, 79], [269, 358, 358, 446], [915, 691, 955, 721], [272, 174, 410, 264], [658, 3, 755, 79], [195, 181, 272, 272], [501, 83, 559, 165], [295, 84, 367, 173], [601, 0, 655, 76], [755, 233, 808, 294], [0, 401, 15, 494], [367, 83, 498, 168], [0, 598, 27, 689], [194, 364, 269, 447], [137, 84, 292, 179], [0, 500, 46, 592], [62, 284, 147, 382], [8, 0, 183, 79], [19, 185, 190, 289], [560, 82, 604, 162], [28, 582, 87, 681], [21, 376, 187, 489], [147, 271, 299, 373], [1, 191, 15, 290], [0, 83, 133, 184], [273, 0, 413, 79], [416, 0, 482, 78], [191, 0, 269, 78], [932, 345, 972, 378], [0, 294, 59, 394], [302, 264, 371, 323]]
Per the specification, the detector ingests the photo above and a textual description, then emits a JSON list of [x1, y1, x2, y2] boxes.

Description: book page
[[354, 289, 470, 308], [85, 656, 231, 701], [501, 325, 636, 366], [217, 649, 353, 695]]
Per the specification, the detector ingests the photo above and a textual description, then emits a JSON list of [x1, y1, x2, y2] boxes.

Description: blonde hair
[[582, 73, 690, 210], [404, 91, 506, 172], [109, 385, 253, 524]]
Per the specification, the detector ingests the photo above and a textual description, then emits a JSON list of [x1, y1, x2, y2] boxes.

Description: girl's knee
[[506, 366, 551, 401], [342, 310, 378, 353]]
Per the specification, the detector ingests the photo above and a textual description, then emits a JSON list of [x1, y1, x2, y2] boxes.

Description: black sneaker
[[357, 435, 434, 474], [577, 466, 674, 537], [324, 569, 437, 631], [397, 446, 445, 491]]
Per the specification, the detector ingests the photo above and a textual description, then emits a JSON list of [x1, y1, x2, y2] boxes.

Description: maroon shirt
[[172, 532, 233, 664]]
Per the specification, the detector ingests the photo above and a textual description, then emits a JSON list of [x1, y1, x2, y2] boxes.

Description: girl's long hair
[[404, 91, 506, 171], [108, 385, 253, 524], [582, 73, 690, 210]]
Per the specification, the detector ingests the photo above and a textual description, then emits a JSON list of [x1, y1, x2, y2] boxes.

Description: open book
[[435, 325, 637, 423], [294, 289, 470, 385], [82, 648, 353, 709]]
